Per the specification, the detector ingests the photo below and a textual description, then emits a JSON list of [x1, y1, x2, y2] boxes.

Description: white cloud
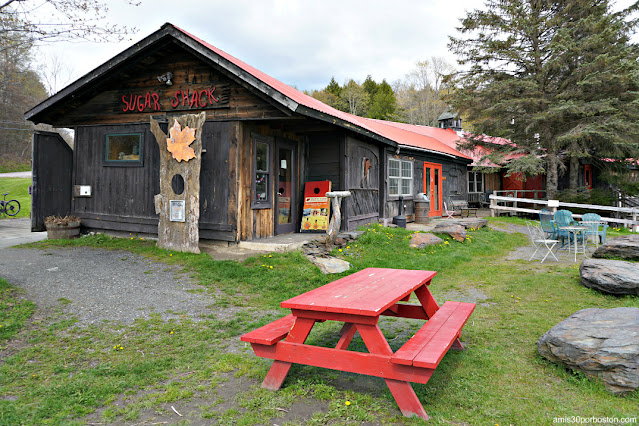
[[36, 0, 478, 92]]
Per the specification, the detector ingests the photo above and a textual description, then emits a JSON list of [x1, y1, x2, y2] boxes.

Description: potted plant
[[44, 215, 81, 239]]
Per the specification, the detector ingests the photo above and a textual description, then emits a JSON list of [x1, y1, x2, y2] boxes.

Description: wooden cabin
[[25, 23, 472, 244]]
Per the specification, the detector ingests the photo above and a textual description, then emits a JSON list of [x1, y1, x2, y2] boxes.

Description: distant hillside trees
[[0, 34, 47, 162], [308, 75, 398, 120], [308, 58, 453, 125]]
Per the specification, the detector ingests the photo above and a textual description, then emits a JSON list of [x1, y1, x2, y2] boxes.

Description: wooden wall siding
[[381, 147, 471, 220], [73, 124, 160, 231], [484, 172, 501, 193], [31, 131, 73, 231], [306, 134, 343, 190], [446, 164, 468, 198], [198, 121, 236, 241], [238, 123, 305, 241], [344, 137, 380, 231], [46, 42, 289, 127], [72, 122, 238, 240]]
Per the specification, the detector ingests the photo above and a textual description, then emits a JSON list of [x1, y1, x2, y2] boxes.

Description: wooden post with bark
[[150, 112, 205, 254], [326, 191, 351, 244]]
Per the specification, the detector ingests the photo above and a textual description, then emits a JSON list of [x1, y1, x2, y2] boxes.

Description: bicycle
[[0, 192, 20, 217]]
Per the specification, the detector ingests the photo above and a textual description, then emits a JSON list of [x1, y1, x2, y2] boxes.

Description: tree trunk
[[569, 156, 579, 190], [546, 154, 559, 199], [150, 112, 205, 254]]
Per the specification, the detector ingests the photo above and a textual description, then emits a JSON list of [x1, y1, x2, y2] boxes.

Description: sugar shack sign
[[120, 84, 230, 113]]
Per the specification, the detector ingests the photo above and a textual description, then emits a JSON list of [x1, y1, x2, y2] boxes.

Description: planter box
[[46, 221, 81, 239]]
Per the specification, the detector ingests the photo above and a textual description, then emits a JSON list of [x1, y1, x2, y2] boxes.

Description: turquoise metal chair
[[581, 213, 608, 245], [539, 209, 557, 239], [553, 209, 580, 247]]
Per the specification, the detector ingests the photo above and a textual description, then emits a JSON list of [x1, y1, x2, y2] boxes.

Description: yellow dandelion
[[345, 400, 351, 406], [338, 248, 342, 252], [269, 266, 273, 269], [268, 255, 272, 258], [130, 237, 134, 240]]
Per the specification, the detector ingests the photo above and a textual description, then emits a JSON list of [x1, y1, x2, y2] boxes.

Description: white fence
[[489, 194, 639, 228]]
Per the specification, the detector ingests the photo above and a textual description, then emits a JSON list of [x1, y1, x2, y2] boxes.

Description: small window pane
[[106, 134, 141, 162], [401, 161, 412, 178], [256, 142, 269, 172], [389, 159, 400, 177], [255, 173, 268, 201], [401, 179, 411, 195], [389, 178, 399, 195]]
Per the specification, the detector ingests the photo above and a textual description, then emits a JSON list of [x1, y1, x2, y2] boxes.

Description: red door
[[423, 162, 443, 217], [584, 164, 593, 189]]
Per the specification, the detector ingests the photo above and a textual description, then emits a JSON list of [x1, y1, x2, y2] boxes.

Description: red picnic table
[[241, 267, 475, 419]]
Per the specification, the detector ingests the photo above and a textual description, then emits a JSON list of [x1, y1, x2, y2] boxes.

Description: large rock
[[409, 233, 444, 249], [580, 258, 639, 296], [432, 223, 466, 242], [538, 307, 639, 394], [308, 255, 350, 274], [593, 235, 639, 260], [448, 218, 488, 230]]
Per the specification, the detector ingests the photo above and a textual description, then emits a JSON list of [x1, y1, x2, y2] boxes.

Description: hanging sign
[[300, 181, 331, 232]]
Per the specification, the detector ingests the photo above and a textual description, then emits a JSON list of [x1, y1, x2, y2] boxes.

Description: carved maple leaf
[[166, 119, 197, 162]]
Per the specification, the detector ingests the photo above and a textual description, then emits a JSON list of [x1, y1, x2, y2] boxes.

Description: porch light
[[157, 72, 173, 85]]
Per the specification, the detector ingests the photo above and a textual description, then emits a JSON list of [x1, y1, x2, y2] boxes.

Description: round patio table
[[558, 225, 588, 262]]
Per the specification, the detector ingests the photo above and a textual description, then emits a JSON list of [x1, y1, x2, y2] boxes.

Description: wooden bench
[[451, 199, 478, 218], [392, 301, 475, 369], [241, 314, 296, 345]]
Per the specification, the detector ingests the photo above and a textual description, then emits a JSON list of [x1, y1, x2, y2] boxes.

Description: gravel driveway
[[0, 246, 215, 326]]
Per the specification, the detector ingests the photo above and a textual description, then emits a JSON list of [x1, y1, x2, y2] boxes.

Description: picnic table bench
[[241, 268, 475, 419]]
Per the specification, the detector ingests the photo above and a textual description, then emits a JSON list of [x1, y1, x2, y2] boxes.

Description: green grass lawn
[[0, 177, 31, 219], [0, 161, 30, 174], [0, 220, 637, 424]]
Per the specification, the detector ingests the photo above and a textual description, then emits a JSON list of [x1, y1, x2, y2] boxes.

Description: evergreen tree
[[362, 74, 378, 111], [448, 0, 639, 197], [368, 80, 397, 120], [325, 76, 341, 97]]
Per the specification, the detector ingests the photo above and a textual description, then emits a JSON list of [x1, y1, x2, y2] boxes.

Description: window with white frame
[[389, 158, 413, 196], [468, 171, 484, 193]]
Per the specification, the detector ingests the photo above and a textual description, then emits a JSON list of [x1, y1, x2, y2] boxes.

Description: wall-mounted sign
[[120, 83, 230, 113], [166, 120, 196, 162], [169, 199, 186, 222]]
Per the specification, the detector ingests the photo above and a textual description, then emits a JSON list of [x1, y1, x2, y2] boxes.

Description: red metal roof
[[172, 24, 471, 161]]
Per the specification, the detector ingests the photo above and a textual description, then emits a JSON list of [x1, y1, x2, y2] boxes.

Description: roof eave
[[25, 27, 176, 123], [168, 27, 300, 113], [295, 104, 398, 148], [398, 143, 472, 161]]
